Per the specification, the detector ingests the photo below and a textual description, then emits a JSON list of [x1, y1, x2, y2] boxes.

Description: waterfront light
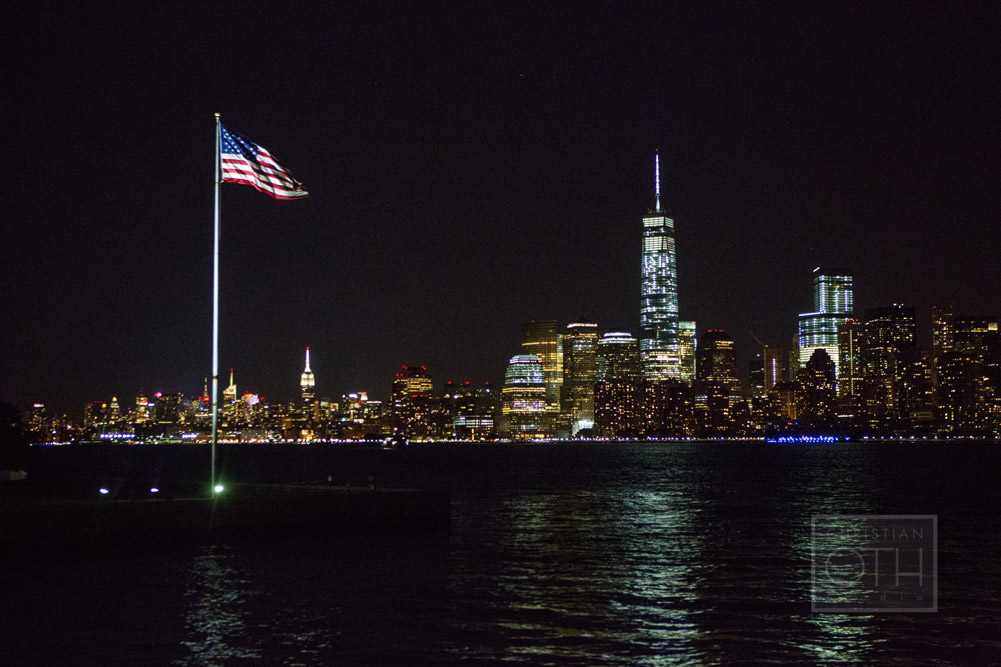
[[214, 484, 224, 494], [99, 488, 109, 495], [150, 487, 159, 494]]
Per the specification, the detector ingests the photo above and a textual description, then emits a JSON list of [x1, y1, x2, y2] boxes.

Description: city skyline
[[22, 287, 1000, 438], [7, 164, 1001, 416], [3, 4, 1001, 416]]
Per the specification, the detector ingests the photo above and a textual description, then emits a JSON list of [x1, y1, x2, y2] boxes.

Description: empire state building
[[640, 151, 681, 381], [300, 346, 316, 406]]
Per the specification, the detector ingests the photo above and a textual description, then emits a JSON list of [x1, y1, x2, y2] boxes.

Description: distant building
[[678, 321, 697, 385], [772, 381, 799, 421], [937, 351, 986, 433], [594, 331, 641, 437], [443, 381, 499, 440], [748, 345, 782, 396], [521, 320, 563, 424], [798, 268, 853, 376], [694, 329, 741, 433], [696, 329, 741, 397], [499, 355, 549, 439], [640, 151, 682, 381], [938, 314, 999, 432], [931, 305, 955, 360], [300, 347, 316, 410], [28, 403, 46, 437], [801, 349, 836, 427], [837, 318, 864, 398], [787, 333, 801, 383], [392, 365, 434, 439], [561, 320, 598, 436], [222, 369, 238, 424], [749, 355, 765, 396], [642, 380, 694, 437], [863, 305, 917, 423], [895, 349, 935, 427]]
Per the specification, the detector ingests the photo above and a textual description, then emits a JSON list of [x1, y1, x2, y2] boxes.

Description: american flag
[[219, 125, 308, 199]]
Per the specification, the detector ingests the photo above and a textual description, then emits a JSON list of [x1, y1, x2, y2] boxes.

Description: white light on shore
[[99, 488, 109, 495], [214, 484, 224, 494]]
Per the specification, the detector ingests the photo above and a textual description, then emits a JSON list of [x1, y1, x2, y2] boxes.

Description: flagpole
[[211, 112, 221, 496]]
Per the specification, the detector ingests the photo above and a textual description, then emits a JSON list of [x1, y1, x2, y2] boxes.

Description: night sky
[[3, 3, 1000, 416]]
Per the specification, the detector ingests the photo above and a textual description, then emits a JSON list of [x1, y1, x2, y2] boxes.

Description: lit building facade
[[640, 151, 681, 381], [695, 329, 741, 397], [595, 331, 641, 437], [801, 349, 836, 427], [932, 305, 955, 360], [937, 350, 986, 433], [678, 320, 697, 385], [442, 380, 500, 440], [837, 318, 864, 398], [863, 305, 916, 422], [642, 380, 694, 437], [561, 320, 599, 436], [499, 355, 549, 439], [947, 315, 1000, 430], [798, 268, 854, 376], [521, 320, 563, 421], [300, 346, 316, 409], [391, 365, 435, 439], [749, 345, 782, 396]]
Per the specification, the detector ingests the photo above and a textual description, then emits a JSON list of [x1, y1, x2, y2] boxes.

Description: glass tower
[[798, 268, 854, 376], [678, 320, 697, 385], [561, 320, 599, 436], [640, 151, 681, 381], [521, 319, 563, 416]]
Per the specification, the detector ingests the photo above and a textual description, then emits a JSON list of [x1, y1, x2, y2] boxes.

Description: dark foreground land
[[0, 443, 450, 548]]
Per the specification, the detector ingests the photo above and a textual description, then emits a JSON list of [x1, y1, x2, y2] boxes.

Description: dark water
[[4, 441, 1000, 665]]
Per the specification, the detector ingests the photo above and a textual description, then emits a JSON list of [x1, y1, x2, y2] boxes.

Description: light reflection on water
[[9, 441, 998, 665], [174, 545, 262, 665]]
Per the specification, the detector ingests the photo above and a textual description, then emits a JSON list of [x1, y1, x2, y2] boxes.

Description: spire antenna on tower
[[654, 149, 661, 213], [304, 346, 311, 373]]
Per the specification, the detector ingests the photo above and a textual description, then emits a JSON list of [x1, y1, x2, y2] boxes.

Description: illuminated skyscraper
[[863, 305, 917, 422], [595, 331, 641, 437], [499, 355, 549, 439], [561, 320, 599, 436], [696, 329, 741, 397], [300, 346, 316, 407], [837, 318, 864, 398], [952, 315, 1000, 413], [863, 305, 916, 378], [678, 321, 697, 385], [640, 151, 681, 381], [931, 305, 955, 360], [392, 365, 434, 439], [748, 345, 782, 396], [798, 268, 854, 375], [222, 369, 238, 424], [521, 320, 563, 422], [223, 369, 236, 405]]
